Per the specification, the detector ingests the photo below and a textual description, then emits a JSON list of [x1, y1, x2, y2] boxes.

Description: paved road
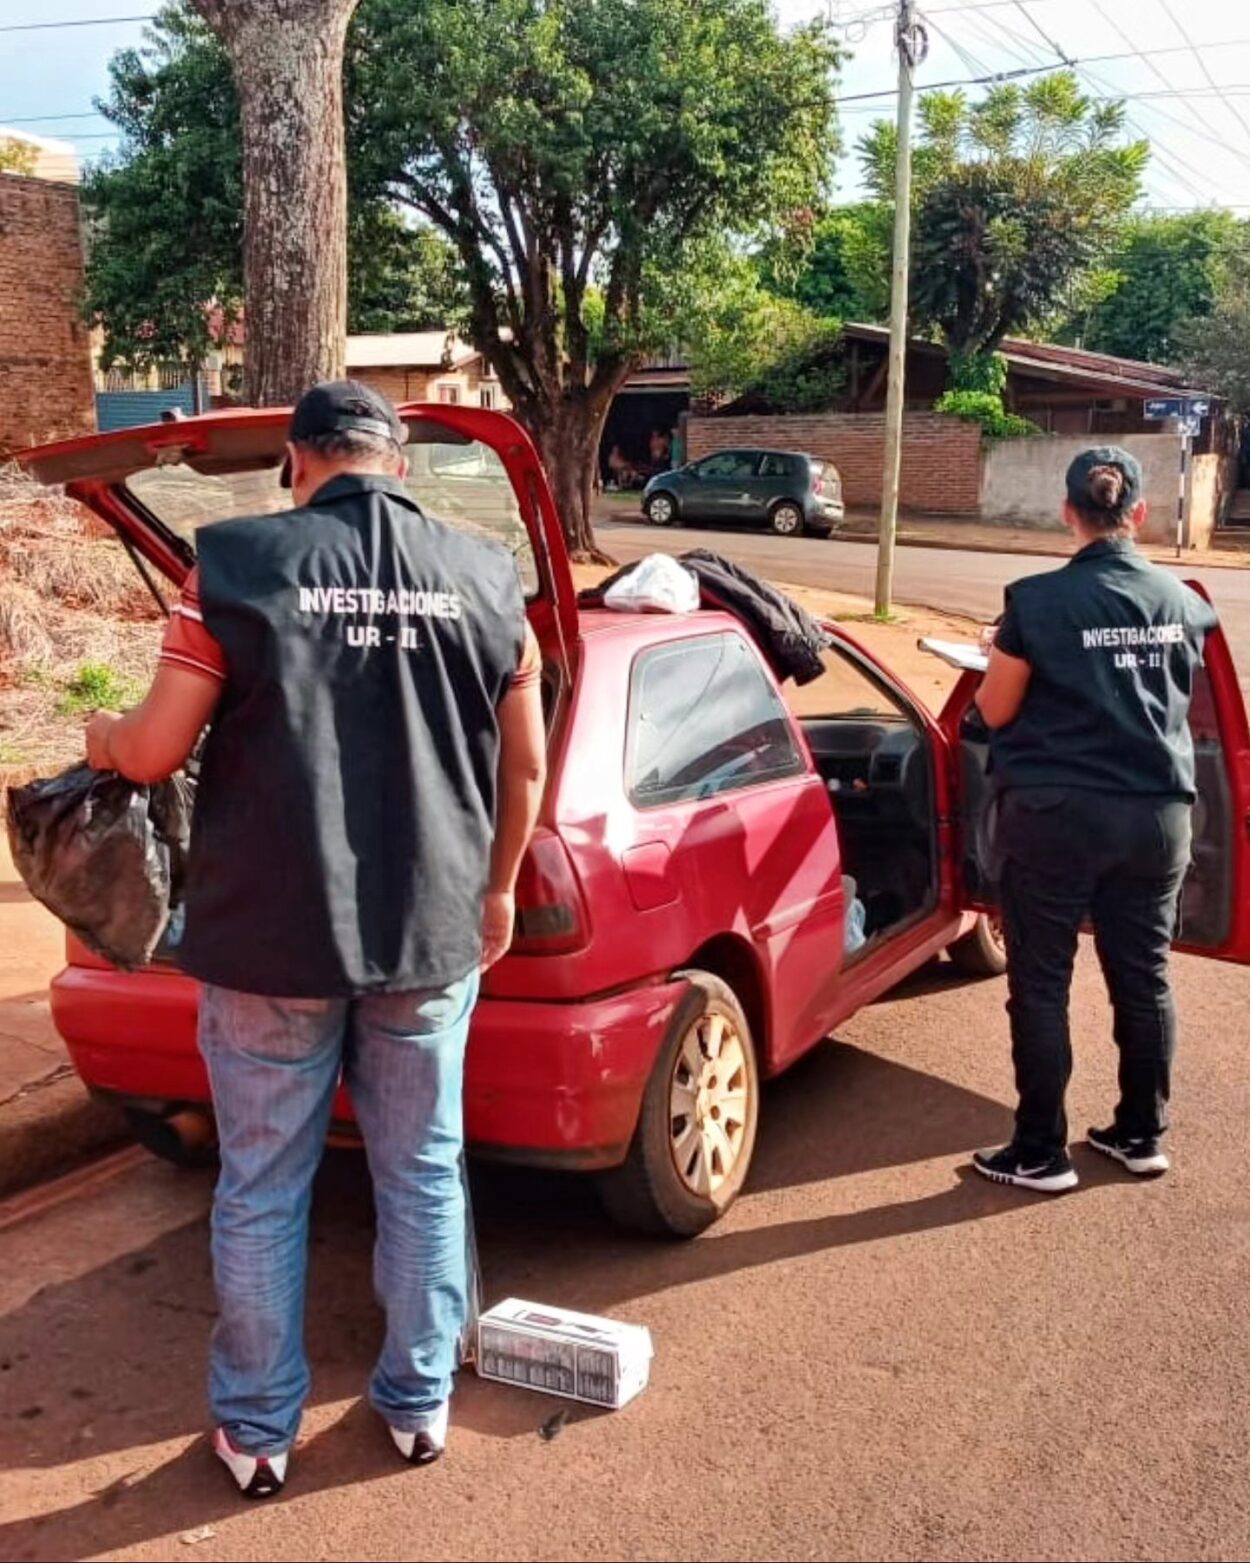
[[599, 520, 1250, 678], [4, 948, 1249, 1561]]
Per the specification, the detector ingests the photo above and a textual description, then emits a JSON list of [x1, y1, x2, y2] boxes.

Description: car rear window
[[759, 454, 802, 478], [626, 631, 805, 807], [124, 435, 538, 595]]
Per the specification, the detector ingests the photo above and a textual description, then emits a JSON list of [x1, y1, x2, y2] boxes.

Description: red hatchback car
[[20, 407, 1250, 1235]]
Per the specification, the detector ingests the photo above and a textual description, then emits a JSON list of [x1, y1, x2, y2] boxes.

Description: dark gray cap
[[1065, 445, 1143, 510], [280, 379, 408, 487]]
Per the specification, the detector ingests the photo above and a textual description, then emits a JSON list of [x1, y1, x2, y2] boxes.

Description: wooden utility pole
[[875, 0, 927, 616]]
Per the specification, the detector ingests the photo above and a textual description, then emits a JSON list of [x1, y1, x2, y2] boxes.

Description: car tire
[[123, 1105, 220, 1170], [596, 970, 760, 1238], [948, 913, 1008, 978], [769, 501, 804, 537], [644, 492, 677, 526]]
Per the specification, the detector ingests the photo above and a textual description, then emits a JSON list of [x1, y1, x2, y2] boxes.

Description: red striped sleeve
[[159, 568, 227, 683]]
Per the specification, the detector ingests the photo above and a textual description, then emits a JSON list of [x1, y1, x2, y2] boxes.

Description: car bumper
[[50, 966, 686, 1171], [806, 500, 845, 533]]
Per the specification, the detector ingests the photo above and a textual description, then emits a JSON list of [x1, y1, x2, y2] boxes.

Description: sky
[[1, 0, 1249, 214]]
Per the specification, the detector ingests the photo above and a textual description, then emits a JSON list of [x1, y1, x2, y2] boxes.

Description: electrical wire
[[1154, 0, 1250, 145], [0, 13, 153, 33]]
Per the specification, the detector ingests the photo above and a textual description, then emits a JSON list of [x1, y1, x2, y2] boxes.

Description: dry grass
[[0, 467, 163, 787]]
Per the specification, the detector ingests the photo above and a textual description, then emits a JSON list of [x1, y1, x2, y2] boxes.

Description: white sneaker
[[388, 1401, 449, 1467], [212, 1426, 288, 1499]]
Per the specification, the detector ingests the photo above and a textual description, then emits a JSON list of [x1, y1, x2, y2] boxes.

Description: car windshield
[[124, 435, 538, 595]]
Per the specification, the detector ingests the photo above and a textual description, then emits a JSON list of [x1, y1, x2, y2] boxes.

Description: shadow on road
[[0, 1040, 1119, 1561]]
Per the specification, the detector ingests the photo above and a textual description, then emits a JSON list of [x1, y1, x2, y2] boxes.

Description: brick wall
[[0, 173, 95, 454], [686, 411, 984, 515]]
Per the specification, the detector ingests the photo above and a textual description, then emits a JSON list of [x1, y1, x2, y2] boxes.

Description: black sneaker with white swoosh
[[972, 1145, 1079, 1193], [1087, 1125, 1170, 1176]]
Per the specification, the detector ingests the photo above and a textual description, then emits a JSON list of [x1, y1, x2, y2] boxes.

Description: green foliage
[[83, 4, 470, 369], [83, 6, 242, 370], [686, 250, 845, 412], [1177, 239, 1250, 414], [1067, 211, 1244, 364], [348, 208, 469, 335], [57, 663, 145, 716], [934, 390, 1038, 439], [762, 202, 891, 324], [349, 0, 841, 415], [860, 73, 1147, 358], [948, 351, 1006, 396], [0, 138, 38, 176]]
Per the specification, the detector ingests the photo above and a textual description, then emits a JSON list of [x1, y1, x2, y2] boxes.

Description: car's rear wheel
[[948, 912, 1008, 977], [597, 970, 759, 1237], [770, 501, 803, 537], [645, 491, 677, 526]]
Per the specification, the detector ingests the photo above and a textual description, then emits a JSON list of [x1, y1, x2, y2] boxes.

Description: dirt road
[[599, 520, 1250, 682], [3, 945, 1249, 1561]]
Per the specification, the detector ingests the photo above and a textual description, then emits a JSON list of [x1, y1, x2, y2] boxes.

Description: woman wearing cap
[[971, 446, 1218, 1194]]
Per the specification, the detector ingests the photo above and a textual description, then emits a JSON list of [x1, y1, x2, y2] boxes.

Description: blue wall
[[95, 384, 206, 432]]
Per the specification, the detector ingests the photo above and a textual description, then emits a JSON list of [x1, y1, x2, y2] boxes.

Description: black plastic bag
[[6, 765, 195, 970]]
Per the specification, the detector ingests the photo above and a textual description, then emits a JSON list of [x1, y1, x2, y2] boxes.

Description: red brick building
[[0, 172, 95, 454]]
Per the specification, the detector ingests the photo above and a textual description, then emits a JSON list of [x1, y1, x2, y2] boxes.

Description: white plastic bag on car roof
[[603, 553, 700, 615]]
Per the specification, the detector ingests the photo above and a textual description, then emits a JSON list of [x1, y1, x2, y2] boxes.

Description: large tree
[[85, 9, 468, 372], [190, 0, 360, 404], [1066, 210, 1243, 365], [860, 74, 1147, 362], [1178, 239, 1250, 414], [349, 0, 839, 555]]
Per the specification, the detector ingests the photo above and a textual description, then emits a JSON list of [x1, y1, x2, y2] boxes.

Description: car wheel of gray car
[[770, 501, 803, 537], [596, 970, 759, 1238], [645, 492, 677, 526]]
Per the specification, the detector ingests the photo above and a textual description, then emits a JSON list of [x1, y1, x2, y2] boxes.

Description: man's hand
[[85, 710, 122, 772], [480, 889, 516, 970]]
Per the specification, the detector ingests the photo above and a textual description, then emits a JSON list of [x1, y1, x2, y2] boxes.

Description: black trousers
[[996, 788, 1192, 1159]]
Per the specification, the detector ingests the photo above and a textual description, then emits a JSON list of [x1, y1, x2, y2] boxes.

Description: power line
[[0, 12, 153, 33], [1010, 0, 1071, 66], [0, 112, 109, 124], [1155, 0, 1250, 146]]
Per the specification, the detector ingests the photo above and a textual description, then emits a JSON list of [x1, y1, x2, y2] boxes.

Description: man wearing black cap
[[969, 445, 1217, 1195], [86, 381, 546, 1496]]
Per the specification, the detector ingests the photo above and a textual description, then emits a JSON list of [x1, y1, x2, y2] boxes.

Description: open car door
[[930, 599, 1250, 964], [18, 403, 578, 675]]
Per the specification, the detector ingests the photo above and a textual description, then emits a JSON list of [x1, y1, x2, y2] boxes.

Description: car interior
[[785, 644, 939, 963]]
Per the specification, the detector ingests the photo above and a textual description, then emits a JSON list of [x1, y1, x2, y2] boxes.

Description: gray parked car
[[641, 449, 844, 537]]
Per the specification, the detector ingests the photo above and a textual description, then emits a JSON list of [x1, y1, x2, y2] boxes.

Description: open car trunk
[[18, 404, 579, 678]]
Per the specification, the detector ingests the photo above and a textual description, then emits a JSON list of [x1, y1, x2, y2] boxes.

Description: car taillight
[[511, 830, 589, 954], [811, 469, 824, 495]]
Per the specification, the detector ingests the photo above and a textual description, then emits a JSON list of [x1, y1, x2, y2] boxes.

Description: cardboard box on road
[[477, 1298, 653, 1409]]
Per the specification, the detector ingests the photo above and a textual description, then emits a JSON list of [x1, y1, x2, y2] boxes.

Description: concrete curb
[[0, 1067, 130, 1200]]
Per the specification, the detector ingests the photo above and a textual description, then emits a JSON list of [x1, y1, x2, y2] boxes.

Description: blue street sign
[[1145, 396, 1210, 421]]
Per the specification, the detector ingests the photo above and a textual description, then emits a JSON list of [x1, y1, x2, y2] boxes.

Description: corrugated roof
[[841, 321, 1218, 401]]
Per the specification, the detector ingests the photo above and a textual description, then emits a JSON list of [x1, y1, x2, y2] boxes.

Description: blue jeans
[[198, 973, 479, 1455]]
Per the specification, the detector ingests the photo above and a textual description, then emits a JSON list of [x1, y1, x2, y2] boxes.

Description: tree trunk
[[530, 398, 615, 564], [192, 0, 359, 406]]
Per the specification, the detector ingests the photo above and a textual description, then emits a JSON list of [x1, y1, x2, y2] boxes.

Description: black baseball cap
[[279, 379, 408, 487], [1065, 445, 1143, 510]]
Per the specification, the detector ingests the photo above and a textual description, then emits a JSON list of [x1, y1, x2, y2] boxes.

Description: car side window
[[759, 454, 797, 478], [627, 632, 805, 807], [696, 453, 757, 480]]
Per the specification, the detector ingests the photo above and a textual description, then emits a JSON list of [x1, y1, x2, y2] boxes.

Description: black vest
[[181, 474, 526, 997], [990, 539, 1217, 799]]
